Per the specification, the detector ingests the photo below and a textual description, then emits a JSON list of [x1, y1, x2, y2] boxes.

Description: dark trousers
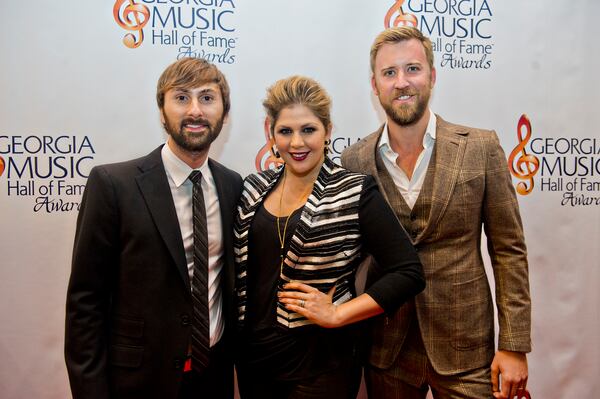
[[237, 362, 361, 399], [179, 339, 234, 399]]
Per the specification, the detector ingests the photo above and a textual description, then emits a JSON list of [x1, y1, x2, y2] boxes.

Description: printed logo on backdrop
[[509, 114, 600, 206], [0, 135, 95, 213], [385, 0, 494, 70], [113, 0, 237, 64]]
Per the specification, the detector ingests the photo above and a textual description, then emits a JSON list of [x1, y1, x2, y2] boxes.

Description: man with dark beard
[[65, 58, 242, 399], [342, 27, 531, 399]]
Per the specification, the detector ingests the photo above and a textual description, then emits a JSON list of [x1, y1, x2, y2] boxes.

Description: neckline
[[260, 204, 304, 220]]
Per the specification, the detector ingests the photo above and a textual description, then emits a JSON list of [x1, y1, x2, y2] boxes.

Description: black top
[[240, 178, 422, 380]]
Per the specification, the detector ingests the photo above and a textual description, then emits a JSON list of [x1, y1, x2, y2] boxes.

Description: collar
[[161, 142, 211, 187], [378, 109, 437, 152]]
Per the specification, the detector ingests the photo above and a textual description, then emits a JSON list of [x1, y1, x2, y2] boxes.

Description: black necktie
[[188, 170, 210, 371]]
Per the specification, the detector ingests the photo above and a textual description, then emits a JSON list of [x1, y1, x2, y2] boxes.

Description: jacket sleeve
[[65, 166, 119, 399], [359, 176, 425, 313], [482, 132, 532, 353]]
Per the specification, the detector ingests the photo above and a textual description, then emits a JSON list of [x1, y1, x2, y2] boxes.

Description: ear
[[264, 116, 275, 144], [159, 108, 165, 125], [222, 112, 230, 125], [325, 123, 333, 141], [430, 67, 437, 88], [371, 74, 379, 96]]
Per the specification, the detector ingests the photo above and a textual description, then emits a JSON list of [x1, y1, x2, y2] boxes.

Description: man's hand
[[491, 350, 528, 399]]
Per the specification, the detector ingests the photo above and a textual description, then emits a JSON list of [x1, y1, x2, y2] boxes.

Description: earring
[[271, 145, 280, 158], [324, 140, 331, 156]]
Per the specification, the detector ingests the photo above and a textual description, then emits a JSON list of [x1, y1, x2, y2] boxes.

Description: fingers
[[506, 375, 528, 399], [327, 285, 336, 298], [510, 383, 520, 399], [516, 387, 530, 399], [501, 380, 512, 399], [284, 302, 308, 317], [491, 371, 528, 399], [278, 290, 307, 300], [283, 282, 317, 293], [491, 363, 500, 394]]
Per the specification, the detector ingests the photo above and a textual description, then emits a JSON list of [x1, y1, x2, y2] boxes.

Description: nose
[[187, 98, 204, 117], [290, 132, 304, 148], [394, 71, 410, 90]]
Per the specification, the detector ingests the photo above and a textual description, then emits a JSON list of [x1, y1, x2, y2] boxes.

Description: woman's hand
[[279, 282, 384, 328], [278, 282, 340, 328]]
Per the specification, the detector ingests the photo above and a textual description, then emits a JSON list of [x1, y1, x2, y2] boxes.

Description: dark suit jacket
[[65, 146, 242, 398], [342, 117, 531, 375]]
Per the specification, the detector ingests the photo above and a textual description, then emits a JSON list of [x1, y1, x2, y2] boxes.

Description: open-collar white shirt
[[377, 111, 437, 209]]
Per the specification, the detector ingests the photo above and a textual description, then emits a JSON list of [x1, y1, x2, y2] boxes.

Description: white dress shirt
[[161, 143, 224, 347], [378, 111, 437, 209]]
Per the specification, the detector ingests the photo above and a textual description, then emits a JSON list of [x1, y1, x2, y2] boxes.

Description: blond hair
[[263, 76, 332, 134], [370, 26, 434, 72]]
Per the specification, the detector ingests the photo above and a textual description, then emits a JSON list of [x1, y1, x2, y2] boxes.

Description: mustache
[[394, 88, 418, 97], [181, 118, 210, 127]]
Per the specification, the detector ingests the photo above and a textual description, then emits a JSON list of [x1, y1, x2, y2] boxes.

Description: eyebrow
[[380, 61, 422, 72], [379, 65, 397, 72], [172, 87, 217, 94], [275, 122, 318, 129]]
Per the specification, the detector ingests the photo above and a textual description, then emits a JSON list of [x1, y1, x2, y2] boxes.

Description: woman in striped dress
[[234, 76, 424, 399]]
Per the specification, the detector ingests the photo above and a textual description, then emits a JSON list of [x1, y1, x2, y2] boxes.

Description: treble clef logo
[[385, 0, 418, 29], [508, 114, 540, 195], [255, 118, 284, 172], [113, 0, 150, 49]]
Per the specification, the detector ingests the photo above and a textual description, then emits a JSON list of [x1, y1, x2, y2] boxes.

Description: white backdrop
[[1, 1, 598, 398]]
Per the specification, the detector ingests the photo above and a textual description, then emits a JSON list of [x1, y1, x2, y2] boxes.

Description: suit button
[[173, 358, 183, 369], [181, 314, 191, 326]]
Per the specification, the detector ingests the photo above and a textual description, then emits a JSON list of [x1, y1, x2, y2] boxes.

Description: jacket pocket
[[111, 314, 144, 338], [109, 343, 144, 368], [450, 273, 493, 350]]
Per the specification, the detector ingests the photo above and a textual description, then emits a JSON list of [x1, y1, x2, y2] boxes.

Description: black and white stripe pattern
[[189, 170, 210, 371], [234, 158, 366, 328]]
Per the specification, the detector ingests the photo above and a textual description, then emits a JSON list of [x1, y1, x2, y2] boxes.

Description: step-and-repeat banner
[[1, 1, 598, 397]]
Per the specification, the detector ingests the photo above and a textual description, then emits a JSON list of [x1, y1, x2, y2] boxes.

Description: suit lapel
[[417, 116, 468, 242], [136, 146, 189, 290], [356, 126, 389, 202], [208, 159, 236, 301], [209, 159, 234, 250]]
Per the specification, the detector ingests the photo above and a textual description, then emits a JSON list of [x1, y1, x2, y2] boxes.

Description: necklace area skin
[[276, 169, 315, 274]]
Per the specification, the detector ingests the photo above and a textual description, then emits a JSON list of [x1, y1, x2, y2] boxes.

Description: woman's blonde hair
[[263, 76, 332, 135]]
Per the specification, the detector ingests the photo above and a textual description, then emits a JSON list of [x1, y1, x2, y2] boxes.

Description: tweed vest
[[374, 146, 437, 244], [370, 146, 437, 348]]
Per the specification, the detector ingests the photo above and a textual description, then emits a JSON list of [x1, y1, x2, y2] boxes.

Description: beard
[[162, 113, 224, 153], [380, 87, 431, 127]]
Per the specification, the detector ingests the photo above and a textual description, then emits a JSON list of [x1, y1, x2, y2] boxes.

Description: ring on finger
[[299, 299, 305, 308]]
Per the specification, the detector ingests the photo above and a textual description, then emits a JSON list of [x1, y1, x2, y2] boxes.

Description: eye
[[407, 65, 421, 73], [175, 94, 188, 102], [200, 94, 214, 103], [383, 69, 396, 77], [277, 127, 292, 135], [302, 126, 316, 134]]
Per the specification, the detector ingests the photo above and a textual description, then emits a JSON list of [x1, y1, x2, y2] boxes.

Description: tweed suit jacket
[[341, 116, 531, 375]]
